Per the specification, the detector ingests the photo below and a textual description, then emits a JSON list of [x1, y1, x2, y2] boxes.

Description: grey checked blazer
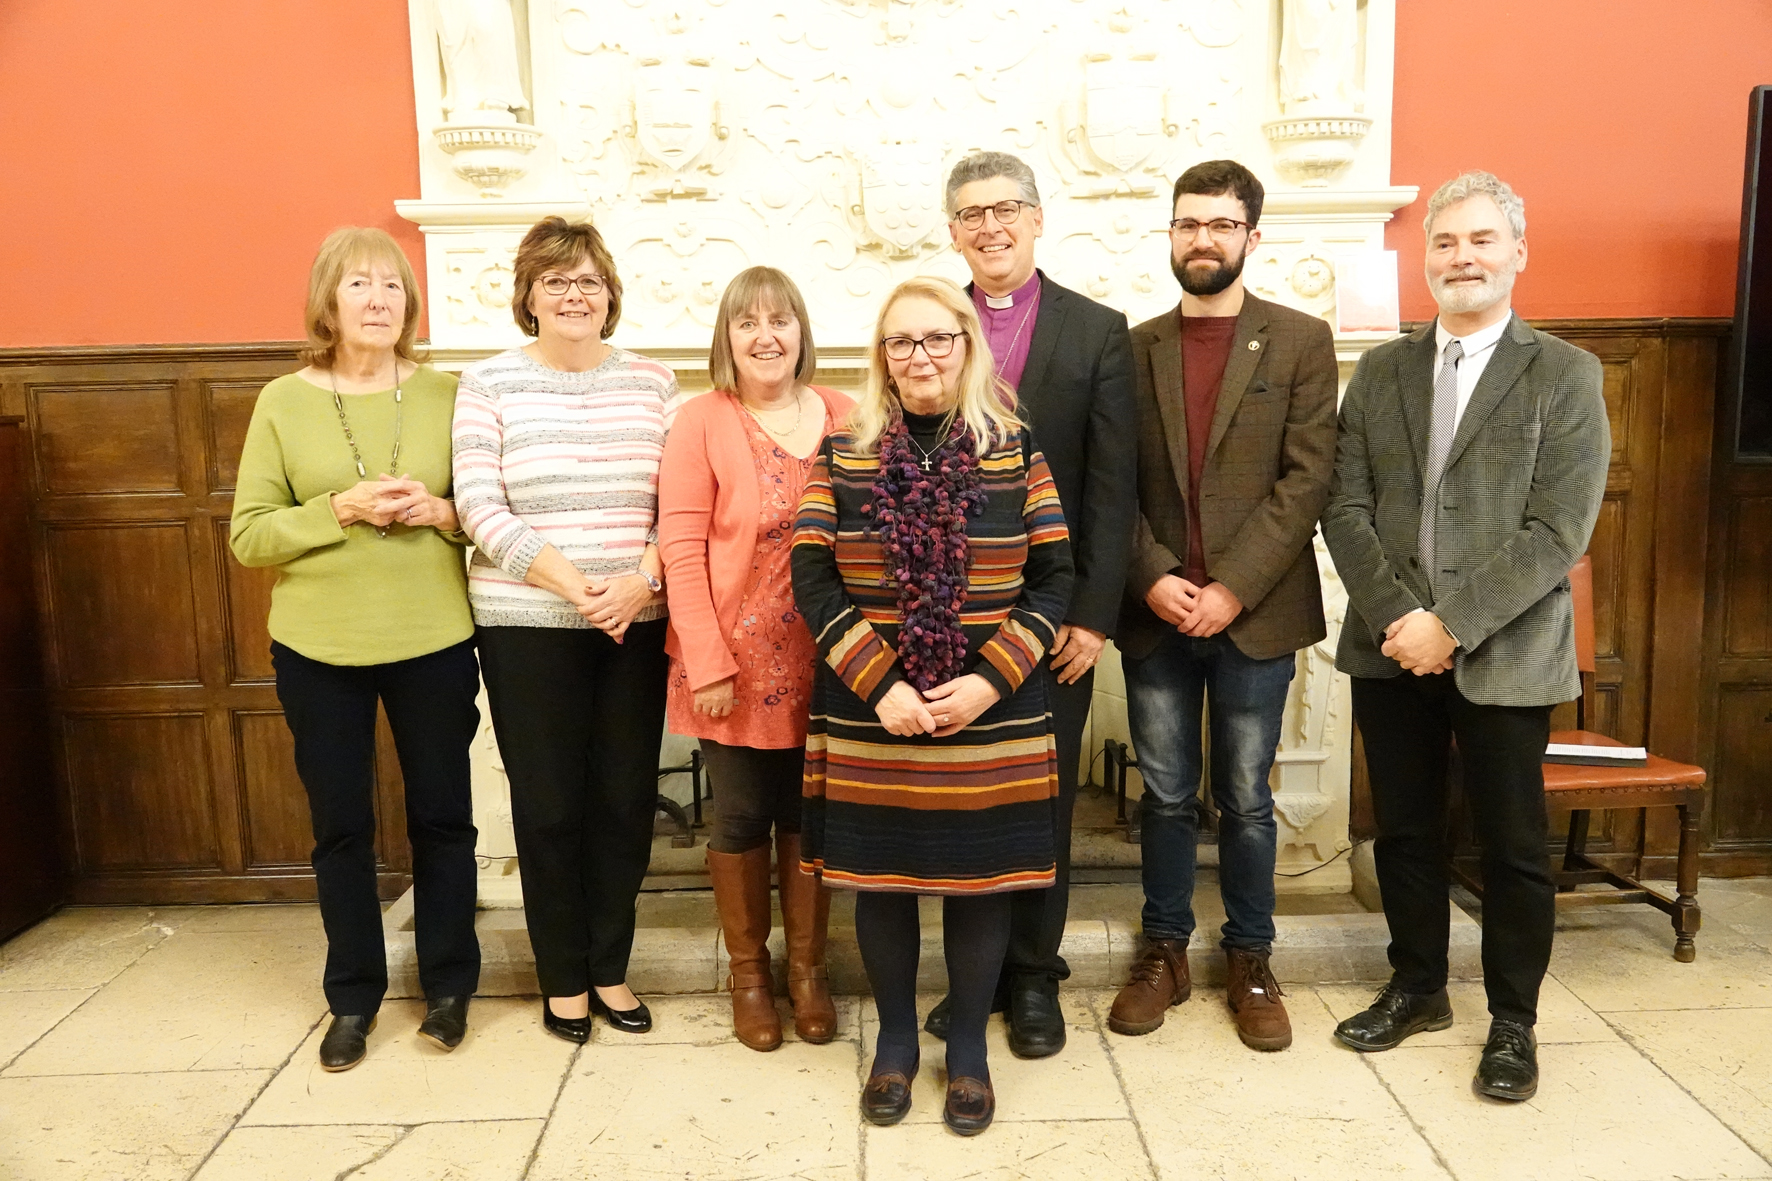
[[1320, 314, 1610, 707]]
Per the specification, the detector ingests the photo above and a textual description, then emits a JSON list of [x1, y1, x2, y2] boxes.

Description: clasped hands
[[565, 572, 657, 644], [1381, 610, 1457, 675], [875, 675, 1000, 738], [1145, 574, 1243, 638], [331, 473, 457, 532]]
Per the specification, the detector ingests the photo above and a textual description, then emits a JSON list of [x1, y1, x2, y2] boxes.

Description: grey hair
[[1424, 171, 1526, 240], [944, 151, 1041, 217]]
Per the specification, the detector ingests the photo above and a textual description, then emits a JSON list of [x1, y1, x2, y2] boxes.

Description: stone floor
[[3, 880, 1772, 1181]]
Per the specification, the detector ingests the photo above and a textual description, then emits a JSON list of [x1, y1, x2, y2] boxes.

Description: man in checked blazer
[[1107, 160, 1339, 1052], [1321, 171, 1609, 1102]]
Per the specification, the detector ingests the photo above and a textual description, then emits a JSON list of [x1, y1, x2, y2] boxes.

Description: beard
[[1172, 247, 1247, 296], [1429, 263, 1517, 315]]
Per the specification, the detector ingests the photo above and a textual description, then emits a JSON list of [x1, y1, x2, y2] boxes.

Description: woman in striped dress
[[791, 277, 1074, 1135], [453, 217, 675, 1045]]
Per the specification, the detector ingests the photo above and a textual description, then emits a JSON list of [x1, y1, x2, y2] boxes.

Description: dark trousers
[[272, 638, 481, 1017], [477, 621, 668, 997], [1352, 671, 1555, 1026], [699, 739, 803, 855], [1002, 664, 1093, 987]]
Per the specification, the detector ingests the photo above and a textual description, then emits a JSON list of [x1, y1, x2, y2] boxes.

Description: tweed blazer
[[1118, 292, 1339, 661], [969, 272, 1138, 637], [1320, 314, 1610, 707]]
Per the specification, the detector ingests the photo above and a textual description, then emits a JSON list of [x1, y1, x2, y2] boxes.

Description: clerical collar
[[980, 272, 1040, 311]]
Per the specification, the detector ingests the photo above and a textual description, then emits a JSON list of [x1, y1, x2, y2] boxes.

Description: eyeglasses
[[1168, 218, 1252, 241], [881, 332, 967, 361], [536, 274, 606, 297], [953, 200, 1034, 230]]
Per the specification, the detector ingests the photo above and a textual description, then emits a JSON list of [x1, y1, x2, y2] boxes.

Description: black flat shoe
[[943, 1075, 995, 1136], [924, 995, 951, 1040], [1475, 1020, 1539, 1101], [1006, 981, 1066, 1059], [319, 1013, 376, 1071], [541, 998, 590, 1045], [1333, 983, 1453, 1052], [417, 995, 470, 1051], [591, 991, 652, 1034], [861, 1056, 918, 1127]]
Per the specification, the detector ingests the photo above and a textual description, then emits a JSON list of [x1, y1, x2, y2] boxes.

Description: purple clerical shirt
[[971, 272, 1042, 393]]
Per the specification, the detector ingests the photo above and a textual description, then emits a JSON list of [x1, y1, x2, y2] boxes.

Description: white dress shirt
[[1433, 314, 1510, 430]]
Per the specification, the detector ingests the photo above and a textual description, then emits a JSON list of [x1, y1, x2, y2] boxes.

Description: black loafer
[[943, 1075, 995, 1136], [1333, 984, 1453, 1052], [417, 995, 470, 1051], [861, 1057, 918, 1126], [319, 1013, 376, 1071], [1475, 1020, 1538, 1101], [541, 999, 590, 1045], [1006, 981, 1065, 1059], [923, 989, 1008, 1041], [591, 991, 652, 1034]]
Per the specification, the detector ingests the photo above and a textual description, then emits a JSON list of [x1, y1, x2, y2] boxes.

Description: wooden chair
[[1451, 555, 1706, 961]]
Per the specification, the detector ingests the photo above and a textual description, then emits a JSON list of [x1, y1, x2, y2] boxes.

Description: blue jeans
[[1123, 631, 1295, 951]]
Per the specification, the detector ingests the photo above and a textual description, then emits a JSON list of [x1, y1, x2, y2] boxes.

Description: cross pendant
[[921, 457, 931, 471]]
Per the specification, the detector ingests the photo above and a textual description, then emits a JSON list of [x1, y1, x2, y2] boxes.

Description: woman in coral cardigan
[[659, 267, 854, 1051]]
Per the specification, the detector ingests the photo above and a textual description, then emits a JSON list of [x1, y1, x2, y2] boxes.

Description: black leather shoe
[[1475, 1020, 1538, 1101], [861, 1056, 918, 1126], [541, 998, 590, 1045], [417, 995, 470, 1051], [923, 988, 1008, 1041], [591, 991, 653, 1034], [943, 1075, 995, 1136], [1006, 981, 1065, 1059], [1333, 984, 1453, 1052], [319, 1014, 376, 1071]]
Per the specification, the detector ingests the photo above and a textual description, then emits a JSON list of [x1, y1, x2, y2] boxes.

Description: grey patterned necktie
[[1418, 338, 1464, 582]]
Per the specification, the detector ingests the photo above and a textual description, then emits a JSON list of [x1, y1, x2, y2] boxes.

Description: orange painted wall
[[2, 2, 1770, 346]]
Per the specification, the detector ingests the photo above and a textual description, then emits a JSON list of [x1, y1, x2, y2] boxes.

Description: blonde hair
[[299, 227, 425, 369], [511, 216, 623, 339], [850, 276, 1021, 456], [708, 267, 817, 391]]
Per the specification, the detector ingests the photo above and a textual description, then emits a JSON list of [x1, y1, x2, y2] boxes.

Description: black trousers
[[1002, 664, 1093, 987], [477, 620, 668, 996], [1352, 671, 1555, 1026], [272, 638, 481, 1017], [698, 739, 802, 855]]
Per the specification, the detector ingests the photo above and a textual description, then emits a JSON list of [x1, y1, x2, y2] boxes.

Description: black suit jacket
[[970, 271, 1137, 637]]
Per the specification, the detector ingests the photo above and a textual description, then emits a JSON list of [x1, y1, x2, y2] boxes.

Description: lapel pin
[[1248, 341, 1260, 350]]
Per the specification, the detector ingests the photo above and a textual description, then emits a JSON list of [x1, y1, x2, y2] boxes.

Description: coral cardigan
[[660, 385, 855, 691]]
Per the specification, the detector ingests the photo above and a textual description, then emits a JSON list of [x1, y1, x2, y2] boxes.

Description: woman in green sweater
[[231, 228, 481, 1073]]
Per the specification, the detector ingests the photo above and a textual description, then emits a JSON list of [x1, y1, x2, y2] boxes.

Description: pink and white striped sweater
[[452, 347, 679, 629]]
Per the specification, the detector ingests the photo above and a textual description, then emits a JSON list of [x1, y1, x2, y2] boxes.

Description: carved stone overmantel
[[398, 0, 1417, 894]]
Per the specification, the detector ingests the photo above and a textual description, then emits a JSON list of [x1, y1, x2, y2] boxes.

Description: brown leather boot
[[1107, 938, 1190, 1035], [708, 844, 782, 1052], [775, 832, 836, 1044], [1225, 947, 1291, 1051]]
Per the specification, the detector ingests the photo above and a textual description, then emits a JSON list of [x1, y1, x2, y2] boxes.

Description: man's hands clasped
[[1144, 573, 1244, 639], [1382, 610, 1457, 675]]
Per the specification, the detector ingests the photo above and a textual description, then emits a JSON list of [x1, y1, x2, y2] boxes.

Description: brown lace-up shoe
[[1225, 947, 1291, 1051], [1107, 938, 1190, 1035]]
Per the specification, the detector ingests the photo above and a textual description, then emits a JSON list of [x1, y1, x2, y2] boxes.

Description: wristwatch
[[636, 569, 663, 593]]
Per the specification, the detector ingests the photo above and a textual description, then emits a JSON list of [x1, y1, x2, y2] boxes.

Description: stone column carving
[[1264, 0, 1372, 187], [431, 0, 541, 197]]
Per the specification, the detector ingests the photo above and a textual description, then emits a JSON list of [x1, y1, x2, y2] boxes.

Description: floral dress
[[665, 408, 833, 748]]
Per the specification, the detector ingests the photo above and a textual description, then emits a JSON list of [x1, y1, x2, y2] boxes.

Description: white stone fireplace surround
[[399, 0, 1417, 896]]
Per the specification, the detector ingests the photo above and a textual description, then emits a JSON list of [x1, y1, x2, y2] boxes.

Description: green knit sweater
[[229, 367, 473, 666]]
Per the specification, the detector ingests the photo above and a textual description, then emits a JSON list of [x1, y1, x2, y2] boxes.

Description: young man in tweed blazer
[[1321, 172, 1610, 1101], [1107, 161, 1339, 1051]]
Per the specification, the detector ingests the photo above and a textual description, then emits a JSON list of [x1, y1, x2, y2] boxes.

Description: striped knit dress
[[790, 420, 1075, 894]]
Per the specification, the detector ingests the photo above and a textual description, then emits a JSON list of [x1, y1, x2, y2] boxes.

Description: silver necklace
[[989, 297, 1039, 382], [905, 408, 958, 471], [331, 361, 404, 539]]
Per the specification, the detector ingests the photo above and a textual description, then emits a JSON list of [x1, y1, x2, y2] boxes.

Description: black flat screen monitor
[[1734, 85, 1772, 458]]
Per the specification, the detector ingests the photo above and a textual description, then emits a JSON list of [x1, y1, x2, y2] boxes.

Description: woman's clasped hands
[[330, 473, 457, 532], [874, 674, 1000, 738]]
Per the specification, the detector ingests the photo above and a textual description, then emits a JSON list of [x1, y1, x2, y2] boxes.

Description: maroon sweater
[[1180, 314, 1238, 586]]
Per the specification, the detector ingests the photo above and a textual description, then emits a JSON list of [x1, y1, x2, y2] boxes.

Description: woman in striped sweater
[[791, 277, 1074, 1135], [452, 217, 675, 1045]]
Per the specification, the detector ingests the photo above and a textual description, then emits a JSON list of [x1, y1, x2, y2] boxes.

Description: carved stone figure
[[1278, 0, 1362, 114], [435, 0, 528, 122], [632, 55, 724, 198]]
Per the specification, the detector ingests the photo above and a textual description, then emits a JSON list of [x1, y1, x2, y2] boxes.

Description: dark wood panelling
[[0, 342, 415, 903], [32, 383, 182, 495], [63, 712, 217, 871], [1723, 496, 1772, 656], [1712, 687, 1772, 844], [45, 522, 202, 688]]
